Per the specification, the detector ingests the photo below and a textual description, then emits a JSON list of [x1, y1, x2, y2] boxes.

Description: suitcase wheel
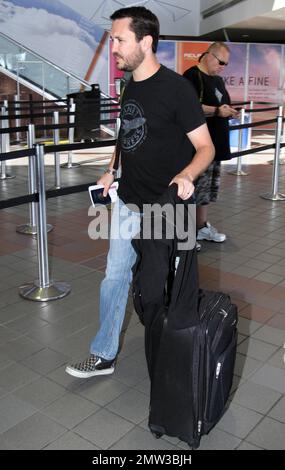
[[152, 431, 162, 439]]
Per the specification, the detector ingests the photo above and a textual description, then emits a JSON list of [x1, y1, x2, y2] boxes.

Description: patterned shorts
[[194, 161, 221, 206]]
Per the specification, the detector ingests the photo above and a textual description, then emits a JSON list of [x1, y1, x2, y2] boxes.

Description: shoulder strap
[[113, 131, 121, 171], [197, 69, 204, 103], [113, 76, 130, 171]]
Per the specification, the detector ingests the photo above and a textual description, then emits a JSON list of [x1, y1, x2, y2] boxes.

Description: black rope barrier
[[25, 99, 67, 103], [0, 125, 29, 134], [229, 118, 277, 131], [1, 139, 283, 212], [45, 139, 116, 154], [0, 147, 35, 162], [0, 99, 67, 105], [2, 97, 118, 104], [231, 143, 275, 159], [0, 178, 116, 210], [232, 101, 251, 105], [0, 109, 120, 120], [0, 111, 69, 120], [6, 104, 68, 111], [0, 117, 277, 136], [244, 106, 280, 113], [232, 100, 280, 106], [253, 101, 282, 105], [46, 182, 95, 199], [0, 118, 118, 135], [0, 193, 37, 210], [0, 138, 116, 161]]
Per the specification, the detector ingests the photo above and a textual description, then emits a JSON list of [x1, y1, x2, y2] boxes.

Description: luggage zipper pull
[[216, 362, 221, 379], [219, 309, 228, 319], [175, 256, 180, 274], [197, 420, 202, 435]]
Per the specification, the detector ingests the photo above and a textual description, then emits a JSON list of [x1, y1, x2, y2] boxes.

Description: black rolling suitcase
[[147, 288, 238, 449], [132, 232, 238, 449]]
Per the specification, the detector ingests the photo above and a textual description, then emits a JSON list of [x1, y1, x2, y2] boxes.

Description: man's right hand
[[218, 104, 239, 118], [97, 172, 115, 197]]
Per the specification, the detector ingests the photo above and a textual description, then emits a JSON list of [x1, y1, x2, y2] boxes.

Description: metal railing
[[0, 31, 91, 98]]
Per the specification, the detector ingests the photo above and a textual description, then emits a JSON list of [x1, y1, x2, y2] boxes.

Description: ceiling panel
[[62, 0, 285, 43], [63, 0, 200, 36]]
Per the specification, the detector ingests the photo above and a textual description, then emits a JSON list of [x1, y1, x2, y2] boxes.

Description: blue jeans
[[90, 198, 141, 360]]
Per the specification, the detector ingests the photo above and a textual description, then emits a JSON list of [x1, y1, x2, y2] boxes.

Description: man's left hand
[[170, 173, 194, 200]]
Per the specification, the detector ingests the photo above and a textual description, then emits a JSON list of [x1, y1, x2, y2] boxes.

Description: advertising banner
[[220, 43, 247, 103], [176, 41, 209, 75], [108, 39, 284, 107], [157, 41, 176, 71], [248, 43, 282, 103]]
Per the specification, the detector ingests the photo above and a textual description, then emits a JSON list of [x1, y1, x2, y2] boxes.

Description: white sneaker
[[195, 241, 201, 252], [197, 222, 226, 243]]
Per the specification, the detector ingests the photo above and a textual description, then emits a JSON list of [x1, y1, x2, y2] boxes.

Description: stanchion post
[[28, 124, 37, 231], [279, 112, 285, 165], [116, 117, 120, 138], [14, 94, 21, 143], [19, 144, 71, 301], [248, 100, 253, 149], [61, 100, 80, 168], [260, 106, 285, 201], [53, 111, 61, 189], [228, 108, 249, 176], [16, 124, 53, 235], [0, 105, 15, 180]]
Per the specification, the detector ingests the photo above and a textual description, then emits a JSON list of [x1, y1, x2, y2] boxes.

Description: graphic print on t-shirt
[[215, 88, 223, 103], [120, 99, 147, 152]]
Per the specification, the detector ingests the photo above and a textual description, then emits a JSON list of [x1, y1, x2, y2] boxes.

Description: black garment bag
[[132, 186, 238, 449]]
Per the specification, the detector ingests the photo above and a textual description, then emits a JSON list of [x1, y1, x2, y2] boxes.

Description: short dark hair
[[110, 6, 159, 53]]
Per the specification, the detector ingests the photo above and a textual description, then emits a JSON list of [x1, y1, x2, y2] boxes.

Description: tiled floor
[[0, 143, 285, 450]]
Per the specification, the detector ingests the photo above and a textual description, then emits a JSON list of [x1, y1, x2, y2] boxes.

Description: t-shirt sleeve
[[183, 68, 201, 99], [175, 77, 205, 134]]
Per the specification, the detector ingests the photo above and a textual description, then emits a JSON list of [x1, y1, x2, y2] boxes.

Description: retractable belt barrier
[[243, 106, 280, 113], [18, 144, 71, 302], [0, 97, 117, 104], [229, 118, 277, 131], [0, 119, 118, 135], [0, 139, 117, 302], [228, 101, 283, 176], [0, 104, 284, 301], [0, 138, 116, 164], [0, 109, 121, 121], [228, 109, 285, 201], [0, 100, 120, 172]]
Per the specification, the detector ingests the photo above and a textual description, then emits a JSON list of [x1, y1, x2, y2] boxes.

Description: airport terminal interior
[[0, 0, 285, 451]]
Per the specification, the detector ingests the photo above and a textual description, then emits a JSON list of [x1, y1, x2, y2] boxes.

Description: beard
[[114, 47, 145, 72]]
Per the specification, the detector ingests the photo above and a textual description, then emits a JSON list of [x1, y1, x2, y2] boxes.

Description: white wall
[[200, 0, 276, 34], [62, 0, 201, 36], [200, 0, 222, 10]]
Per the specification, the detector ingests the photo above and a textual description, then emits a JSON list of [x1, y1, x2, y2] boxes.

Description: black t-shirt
[[118, 65, 205, 209], [183, 66, 231, 161]]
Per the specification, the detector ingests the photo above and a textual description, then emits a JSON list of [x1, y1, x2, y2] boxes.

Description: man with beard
[[66, 6, 214, 379]]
